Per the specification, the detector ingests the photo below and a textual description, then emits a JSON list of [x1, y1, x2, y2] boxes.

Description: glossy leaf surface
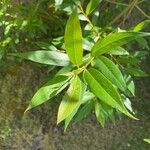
[[84, 68, 136, 119], [86, 0, 102, 15], [9, 51, 70, 66], [26, 75, 70, 111], [64, 8, 83, 66], [57, 76, 83, 124], [95, 56, 126, 91], [92, 32, 150, 57]]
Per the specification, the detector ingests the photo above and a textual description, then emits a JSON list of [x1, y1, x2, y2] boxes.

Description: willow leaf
[[92, 32, 150, 57], [57, 76, 83, 124], [65, 8, 83, 66], [95, 56, 126, 91], [25, 75, 70, 112], [84, 68, 137, 119], [9, 51, 69, 66]]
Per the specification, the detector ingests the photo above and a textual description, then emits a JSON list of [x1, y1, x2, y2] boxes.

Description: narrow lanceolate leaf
[[9, 51, 69, 66], [25, 75, 70, 112], [64, 91, 95, 131], [133, 20, 150, 32], [125, 68, 149, 77], [86, 0, 102, 15], [64, 8, 83, 66], [57, 76, 83, 124], [108, 47, 129, 55], [84, 68, 137, 119], [95, 56, 126, 91], [95, 101, 106, 127], [91, 32, 150, 57], [74, 100, 95, 123], [125, 75, 135, 96]]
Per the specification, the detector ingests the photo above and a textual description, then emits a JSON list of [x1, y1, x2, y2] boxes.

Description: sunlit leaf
[[133, 20, 150, 32], [95, 56, 126, 91], [143, 139, 150, 144], [9, 51, 70, 66], [65, 8, 83, 66], [86, 0, 102, 15], [124, 75, 135, 96], [64, 91, 95, 131], [25, 75, 70, 111], [57, 76, 84, 124], [92, 32, 150, 57], [108, 47, 129, 55], [95, 101, 106, 127], [84, 68, 137, 119]]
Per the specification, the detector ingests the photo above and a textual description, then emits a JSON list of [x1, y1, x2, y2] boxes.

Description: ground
[[0, 58, 149, 150]]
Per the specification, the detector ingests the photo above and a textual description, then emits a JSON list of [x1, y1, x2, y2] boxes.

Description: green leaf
[[95, 101, 106, 127], [74, 100, 95, 123], [25, 75, 70, 112], [95, 56, 126, 91], [108, 47, 129, 55], [123, 97, 133, 113], [57, 76, 84, 124], [84, 68, 137, 119], [143, 139, 150, 144], [9, 51, 70, 66], [136, 37, 149, 49], [86, 0, 102, 15], [125, 75, 135, 96], [64, 8, 83, 66], [64, 91, 95, 131], [92, 32, 150, 57], [125, 68, 149, 77], [133, 20, 150, 32], [101, 102, 115, 123], [56, 65, 73, 76]]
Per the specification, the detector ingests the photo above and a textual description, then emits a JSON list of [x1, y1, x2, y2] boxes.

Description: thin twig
[[135, 5, 150, 19]]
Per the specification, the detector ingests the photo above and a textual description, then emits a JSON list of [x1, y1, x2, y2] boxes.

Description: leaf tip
[[24, 105, 31, 113]]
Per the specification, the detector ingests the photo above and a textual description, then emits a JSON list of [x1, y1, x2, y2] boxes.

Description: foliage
[[1, 0, 150, 130], [143, 138, 150, 144]]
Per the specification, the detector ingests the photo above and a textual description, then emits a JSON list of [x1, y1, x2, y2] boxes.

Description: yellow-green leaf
[[133, 20, 150, 32], [95, 101, 106, 127], [86, 0, 102, 15], [64, 8, 83, 66], [57, 76, 84, 124]]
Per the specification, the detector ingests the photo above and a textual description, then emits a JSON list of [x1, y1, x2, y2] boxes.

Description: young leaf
[[143, 139, 150, 144], [64, 8, 83, 66], [92, 32, 150, 57], [133, 20, 150, 32], [108, 47, 129, 55], [25, 75, 70, 112], [9, 51, 70, 66], [64, 91, 95, 131], [95, 56, 126, 91], [57, 76, 84, 124], [86, 0, 102, 15], [95, 101, 106, 127], [84, 68, 137, 119]]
